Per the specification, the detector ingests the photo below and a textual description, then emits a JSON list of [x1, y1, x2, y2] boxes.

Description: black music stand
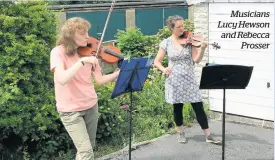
[[111, 57, 154, 160], [199, 63, 253, 160]]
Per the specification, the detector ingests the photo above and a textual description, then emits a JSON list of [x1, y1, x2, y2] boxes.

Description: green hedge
[[0, 1, 74, 159]]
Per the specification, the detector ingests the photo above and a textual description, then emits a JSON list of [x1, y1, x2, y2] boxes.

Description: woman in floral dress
[[154, 15, 221, 144]]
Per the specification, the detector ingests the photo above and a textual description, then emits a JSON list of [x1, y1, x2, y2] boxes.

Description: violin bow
[[95, 0, 116, 58]]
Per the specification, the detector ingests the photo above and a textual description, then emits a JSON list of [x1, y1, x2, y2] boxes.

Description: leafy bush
[[132, 70, 174, 139], [93, 69, 174, 145], [156, 19, 195, 39], [115, 19, 195, 68], [156, 26, 171, 40], [94, 82, 127, 145], [115, 27, 159, 59], [0, 1, 74, 159]]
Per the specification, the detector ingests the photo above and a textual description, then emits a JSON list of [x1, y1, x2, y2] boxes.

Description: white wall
[[208, 3, 274, 121], [191, 2, 274, 121]]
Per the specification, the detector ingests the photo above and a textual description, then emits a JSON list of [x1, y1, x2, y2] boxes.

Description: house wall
[[188, 0, 274, 127]]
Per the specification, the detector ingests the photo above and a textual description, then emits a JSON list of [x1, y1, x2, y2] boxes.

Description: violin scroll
[[211, 42, 221, 50]]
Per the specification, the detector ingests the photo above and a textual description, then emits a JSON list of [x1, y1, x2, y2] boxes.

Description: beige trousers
[[59, 104, 98, 160]]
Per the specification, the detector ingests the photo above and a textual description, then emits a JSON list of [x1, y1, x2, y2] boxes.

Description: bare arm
[[53, 56, 97, 86], [54, 59, 83, 86], [192, 43, 207, 64], [154, 47, 167, 73], [92, 59, 119, 86]]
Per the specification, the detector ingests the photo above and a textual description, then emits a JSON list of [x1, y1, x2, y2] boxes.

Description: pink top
[[50, 45, 100, 112]]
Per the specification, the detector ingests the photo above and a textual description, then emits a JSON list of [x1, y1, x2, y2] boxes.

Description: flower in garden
[[120, 104, 129, 110]]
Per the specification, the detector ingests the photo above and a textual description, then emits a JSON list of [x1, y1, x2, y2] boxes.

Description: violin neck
[[105, 48, 124, 59], [191, 38, 201, 43], [191, 37, 220, 49], [191, 37, 211, 45]]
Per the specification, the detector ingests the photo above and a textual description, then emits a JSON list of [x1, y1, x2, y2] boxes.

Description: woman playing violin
[[50, 17, 120, 160], [154, 15, 221, 144]]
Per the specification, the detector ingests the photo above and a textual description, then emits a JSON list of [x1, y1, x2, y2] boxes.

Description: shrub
[[94, 82, 127, 145], [156, 19, 195, 39], [115, 27, 159, 59], [0, 1, 73, 159]]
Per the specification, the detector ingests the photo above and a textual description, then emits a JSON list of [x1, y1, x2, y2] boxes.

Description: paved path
[[100, 120, 273, 160]]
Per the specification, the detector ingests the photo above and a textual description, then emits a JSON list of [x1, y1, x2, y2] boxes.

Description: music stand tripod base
[[199, 64, 253, 160]]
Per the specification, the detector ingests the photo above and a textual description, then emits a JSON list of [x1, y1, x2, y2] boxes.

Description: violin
[[77, 0, 124, 65], [77, 36, 124, 64], [179, 31, 221, 50]]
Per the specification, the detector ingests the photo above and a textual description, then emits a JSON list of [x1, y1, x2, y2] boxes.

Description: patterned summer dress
[[159, 36, 202, 104]]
